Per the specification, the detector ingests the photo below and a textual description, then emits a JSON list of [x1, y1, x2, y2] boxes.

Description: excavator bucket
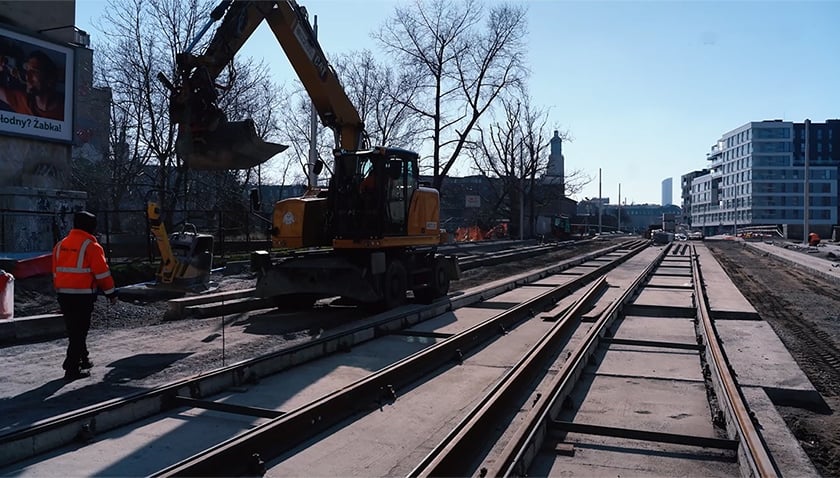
[[177, 118, 288, 170]]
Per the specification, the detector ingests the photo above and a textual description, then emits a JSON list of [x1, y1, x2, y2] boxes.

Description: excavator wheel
[[381, 260, 407, 310], [430, 259, 451, 297], [272, 294, 318, 311], [413, 259, 450, 304]]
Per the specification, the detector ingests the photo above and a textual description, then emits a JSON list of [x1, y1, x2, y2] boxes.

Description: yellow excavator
[[160, 0, 459, 309]]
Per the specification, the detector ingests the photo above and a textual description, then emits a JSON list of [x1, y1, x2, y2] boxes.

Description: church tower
[[543, 130, 565, 194]]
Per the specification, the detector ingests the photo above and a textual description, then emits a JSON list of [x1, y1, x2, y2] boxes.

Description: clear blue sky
[[75, 0, 840, 205]]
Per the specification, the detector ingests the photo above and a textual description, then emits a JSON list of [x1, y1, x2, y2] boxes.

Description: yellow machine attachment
[[147, 202, 215, 291]]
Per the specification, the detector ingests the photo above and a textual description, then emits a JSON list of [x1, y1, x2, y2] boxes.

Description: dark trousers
[[58, 294, 96, 372]]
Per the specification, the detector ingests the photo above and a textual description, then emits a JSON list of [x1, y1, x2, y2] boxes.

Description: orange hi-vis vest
[[52, 229, 116, 296]]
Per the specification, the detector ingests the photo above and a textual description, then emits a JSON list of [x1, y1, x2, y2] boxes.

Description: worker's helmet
[[73, 211, 97, 234]]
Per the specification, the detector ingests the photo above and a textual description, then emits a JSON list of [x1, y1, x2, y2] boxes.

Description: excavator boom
[[166, 0, 364, 170]]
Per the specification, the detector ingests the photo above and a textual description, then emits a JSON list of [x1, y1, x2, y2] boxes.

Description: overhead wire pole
[[307, 15, 319, 188], [617, 183, 621, 232], [598, 167, 602, 234], [520, 140, 525, 240], [803, 118, 810, 245]]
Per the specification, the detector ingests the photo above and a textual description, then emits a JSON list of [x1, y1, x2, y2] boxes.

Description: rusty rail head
[[691, 246, 780, 478]]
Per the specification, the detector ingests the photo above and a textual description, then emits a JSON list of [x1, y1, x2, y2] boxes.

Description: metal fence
[[0, 207, 274, 262]]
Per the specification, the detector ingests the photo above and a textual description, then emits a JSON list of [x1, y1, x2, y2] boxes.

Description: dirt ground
[[708, 240, 840, 477]]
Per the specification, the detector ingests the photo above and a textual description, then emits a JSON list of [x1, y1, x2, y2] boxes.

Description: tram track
[[0, 239, 811, 477], [407, 244, 778, 478], [0, 239, 642, 473]]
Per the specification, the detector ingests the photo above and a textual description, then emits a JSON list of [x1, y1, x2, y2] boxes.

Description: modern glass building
[[661, 178, 673, 206], [689, 120, 840, 238]]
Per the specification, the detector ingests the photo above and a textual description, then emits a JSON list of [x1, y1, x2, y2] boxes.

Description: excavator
[[160, 0, 459, 309]]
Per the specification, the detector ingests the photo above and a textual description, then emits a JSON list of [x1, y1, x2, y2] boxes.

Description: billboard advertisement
[[0, 26, 74, 142]]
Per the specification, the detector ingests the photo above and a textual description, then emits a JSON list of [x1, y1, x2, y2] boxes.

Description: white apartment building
[[689, 120, 839, 238]]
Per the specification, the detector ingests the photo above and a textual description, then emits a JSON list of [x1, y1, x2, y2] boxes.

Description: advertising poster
[[0, 26, 74, 142]]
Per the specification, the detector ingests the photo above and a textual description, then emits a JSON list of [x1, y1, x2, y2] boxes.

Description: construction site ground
[[0, 237, 838, 476], [707, 239, 840, 476]]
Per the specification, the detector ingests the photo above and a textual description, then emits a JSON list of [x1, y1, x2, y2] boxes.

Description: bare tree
[[469, 90, 587, 237], [333, 50, 423, 150], [274, 83, 334, 185], [269, 49, 426, 188], [375, 0, 527, 191], [91, 0, 284, 221]]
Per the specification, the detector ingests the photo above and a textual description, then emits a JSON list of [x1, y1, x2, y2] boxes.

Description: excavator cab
[[332, 148, 412, 239], [330, 147, 441, 247]]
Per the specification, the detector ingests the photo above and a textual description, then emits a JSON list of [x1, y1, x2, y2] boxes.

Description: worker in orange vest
[[52, 211, 117, 381]]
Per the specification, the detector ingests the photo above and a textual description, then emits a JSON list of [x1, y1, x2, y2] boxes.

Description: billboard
[[0, 26, 74, 142]]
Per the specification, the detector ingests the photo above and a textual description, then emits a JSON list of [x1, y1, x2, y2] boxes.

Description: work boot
[[64, 370, 91, 381], [79, 358, 93, 370]]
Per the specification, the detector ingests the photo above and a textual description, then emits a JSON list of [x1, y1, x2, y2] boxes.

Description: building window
[[754, 127, 791, 139]]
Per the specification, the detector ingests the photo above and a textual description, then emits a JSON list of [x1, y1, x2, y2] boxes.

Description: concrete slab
[[633, 288, 694, 309], [532, 434, 738, 477], [613, 316, 697, 347], [404, 308, 498, 336], [563, 373, 714, 436], [579, 248, 666, 321], [241, 335, 434, 412], [647, 276, 693, 289], [4, 408, 266, 477], [594, 347, 704, 382], [560, 270, 585, 276], [694, 244, 760, 320], [654, 266, 692, 276], [484, 285, 551, 304], [530, 274, 581, 287], [715, 320, 820, 407], [0, 314, 65, 344], [660, 256, 692, 264]]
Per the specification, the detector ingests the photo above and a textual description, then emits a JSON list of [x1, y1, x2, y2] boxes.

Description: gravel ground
[[707, 240, 840, 477]]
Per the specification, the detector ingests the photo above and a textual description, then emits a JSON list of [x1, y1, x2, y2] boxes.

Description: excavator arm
[[165, 0, 365, 170]]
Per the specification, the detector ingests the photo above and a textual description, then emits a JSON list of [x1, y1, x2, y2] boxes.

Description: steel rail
[[691, 247, 780, 478], [154, 242, 651, 476], [488, 244, 669, 477], [406, 276, 608, 477]]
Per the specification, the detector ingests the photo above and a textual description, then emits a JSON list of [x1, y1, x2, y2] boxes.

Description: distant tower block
[[544, 130, 565, 193]]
